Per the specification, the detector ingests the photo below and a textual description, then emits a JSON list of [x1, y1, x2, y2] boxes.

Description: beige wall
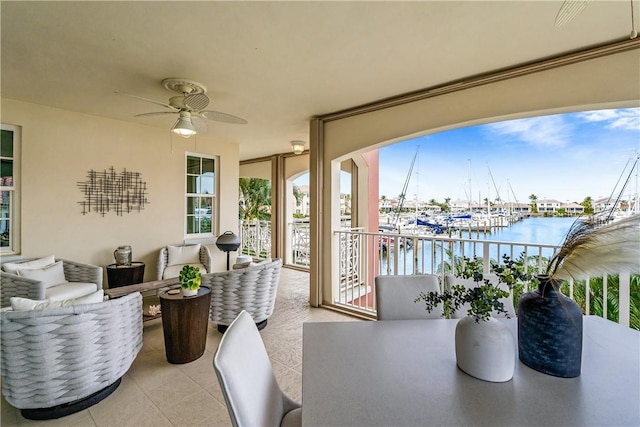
[[240, 160, 271, 180], [2, 98, 240, 282]]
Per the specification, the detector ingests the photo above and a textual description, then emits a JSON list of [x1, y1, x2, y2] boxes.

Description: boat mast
[[604, 154, 638, 220], [487, 163, 505, 213], [467, 159, 472, 211], [392, 148, 418, 228]]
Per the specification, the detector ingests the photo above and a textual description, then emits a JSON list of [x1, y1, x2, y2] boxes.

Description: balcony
[[333, 228, 638, 329], [238, 219, 638, 329]]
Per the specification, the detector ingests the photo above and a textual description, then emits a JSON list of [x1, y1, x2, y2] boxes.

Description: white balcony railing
[[239, 219, 271, 259], [334, 228, 637, 328], [239, 220, 637, 328], [239, 219, 311, 268]]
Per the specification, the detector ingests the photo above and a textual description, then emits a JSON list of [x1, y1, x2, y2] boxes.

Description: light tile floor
[[1, 268, 358, 427]]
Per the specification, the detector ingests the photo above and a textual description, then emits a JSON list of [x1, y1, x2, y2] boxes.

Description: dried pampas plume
[[547, 213, 640, 281]]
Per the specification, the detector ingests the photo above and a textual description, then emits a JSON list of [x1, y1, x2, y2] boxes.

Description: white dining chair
[[444, 274, 516, 318], [213, 310, 301, 427], [375, 274, 443, 320]]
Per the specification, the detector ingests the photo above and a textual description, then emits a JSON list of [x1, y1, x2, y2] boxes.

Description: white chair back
[[375, 274, 442, 320], [444, 274, 516, 318], [213, 310, 301, 427]]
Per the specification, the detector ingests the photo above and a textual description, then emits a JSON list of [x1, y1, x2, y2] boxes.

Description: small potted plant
[[415, 261, 529, 383], [179, 265, 201, 297]]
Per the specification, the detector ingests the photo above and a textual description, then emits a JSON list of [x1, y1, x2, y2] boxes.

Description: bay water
[[382, 216, 578, 274], [460, 216, 577, 246]]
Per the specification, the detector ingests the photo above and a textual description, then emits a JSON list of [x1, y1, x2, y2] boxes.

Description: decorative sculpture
[[77, 167, 149, 216]]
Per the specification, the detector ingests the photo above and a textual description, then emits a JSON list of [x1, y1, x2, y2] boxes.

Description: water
[[460, 216, 577, 246], [381, 217, 578, 274]]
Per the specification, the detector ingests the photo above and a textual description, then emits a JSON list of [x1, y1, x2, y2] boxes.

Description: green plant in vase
[[415, 254, 539, 383], [179, 265, 201, 297]]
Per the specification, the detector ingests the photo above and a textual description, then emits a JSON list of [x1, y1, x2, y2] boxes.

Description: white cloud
[[485, 115, 572, 148], [577, 108, 640, 131]]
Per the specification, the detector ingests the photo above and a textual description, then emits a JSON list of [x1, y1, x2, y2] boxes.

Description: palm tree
[[293, 183, 303, 206], [581, 196, 594, 214], [529, 194, 538, 213], [239, 178, 272, 220]]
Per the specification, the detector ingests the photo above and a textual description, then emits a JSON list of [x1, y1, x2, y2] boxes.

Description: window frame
[[1, 124, 21, 255], [185, 152, 218, 238]]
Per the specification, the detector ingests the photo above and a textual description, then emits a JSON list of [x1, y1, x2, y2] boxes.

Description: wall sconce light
[[172, 111, 197, 138], [291, 140, 305, 155]]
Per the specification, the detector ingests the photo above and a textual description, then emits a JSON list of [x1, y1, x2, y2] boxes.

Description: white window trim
[[185, 152, 219, 239], [1, 124, 21, 255]]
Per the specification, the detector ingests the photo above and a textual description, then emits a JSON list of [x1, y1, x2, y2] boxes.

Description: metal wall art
[[77, 167, 149, 216]]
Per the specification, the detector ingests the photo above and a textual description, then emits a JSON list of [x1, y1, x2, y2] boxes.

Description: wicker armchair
[[157, 244, 212, 280], [0, 292, 143, 419], [202, 258, 282, 333], [0, 258, 103, 308]]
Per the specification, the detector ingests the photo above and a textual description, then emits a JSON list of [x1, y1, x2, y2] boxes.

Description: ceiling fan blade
[[200, 110, 248, 124], [191, 116, 208, 133], [115, 91, 180, 111], [555, 0, 590, 27], [134, 111, 179, 117]]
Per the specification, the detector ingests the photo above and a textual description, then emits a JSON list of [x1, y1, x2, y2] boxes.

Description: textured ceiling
[[1, 1, 637, 159]]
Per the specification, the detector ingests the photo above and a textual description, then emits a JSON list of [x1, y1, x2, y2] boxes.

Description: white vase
[[181, 287, 198, 297], [455, 316, 515, 382]]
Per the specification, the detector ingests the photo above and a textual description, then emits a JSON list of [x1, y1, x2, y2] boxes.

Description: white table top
[[302, 316, 639, 427]]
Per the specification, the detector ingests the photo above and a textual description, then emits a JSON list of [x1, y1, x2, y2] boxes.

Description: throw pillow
[[10, 290, 105, 311], [16, 261, 66, 288], [2, 255, 56, 274], [167, 244, 201, 266]]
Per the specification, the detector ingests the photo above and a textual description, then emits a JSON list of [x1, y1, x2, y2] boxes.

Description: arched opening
[[310, 42, 639, 315]]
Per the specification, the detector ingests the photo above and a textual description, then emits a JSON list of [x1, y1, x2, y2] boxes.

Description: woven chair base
[[20, 378, 121, 420], [217, 319, 267, 334]]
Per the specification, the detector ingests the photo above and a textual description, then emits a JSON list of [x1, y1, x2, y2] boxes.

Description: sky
[[377, 107, 640, 204], [294, 107, 640, 204]]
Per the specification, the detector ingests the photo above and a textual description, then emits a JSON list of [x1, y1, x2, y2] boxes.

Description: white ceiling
[[1, 1, 637, 160]]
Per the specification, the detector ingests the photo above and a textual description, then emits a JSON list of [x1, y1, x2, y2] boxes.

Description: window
[[186, 154, 216, 236], [1, 125, 20, 254]]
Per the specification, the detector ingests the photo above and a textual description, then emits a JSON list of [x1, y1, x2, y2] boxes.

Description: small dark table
[[106, 262, 145, 288], [159, 287, 211, 364]]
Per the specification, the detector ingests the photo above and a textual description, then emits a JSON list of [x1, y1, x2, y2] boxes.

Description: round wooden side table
[[106, 262, 145, 288], [159, 287, 211, 364]]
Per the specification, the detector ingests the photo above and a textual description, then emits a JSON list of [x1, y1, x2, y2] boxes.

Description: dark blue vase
[[517, 275, 583, 378]]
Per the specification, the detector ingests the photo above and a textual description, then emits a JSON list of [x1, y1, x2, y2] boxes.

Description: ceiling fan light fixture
[[291, 140, 305, 155], [172, 112, 196, 138]]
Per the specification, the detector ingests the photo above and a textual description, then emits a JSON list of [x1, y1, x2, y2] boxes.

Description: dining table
[[301, 316, 639, 427]]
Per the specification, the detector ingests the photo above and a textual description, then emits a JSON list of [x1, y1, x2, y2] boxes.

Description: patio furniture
[[160, 287, 211, 364], [106, 261, 145, 288], [0, 292, 143, 420], [202, 258, 282, 333], [302, 316, 639, 426], [0, 257, 102, 308], [444, 273, 515, 318], [214, 310, 301, 427], [156, 244, 212, 280], [374, 274, 442, 320]]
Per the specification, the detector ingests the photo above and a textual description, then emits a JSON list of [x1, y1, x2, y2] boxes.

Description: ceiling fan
[[117, 78, 247, 138], [555, 0, 637, 39]]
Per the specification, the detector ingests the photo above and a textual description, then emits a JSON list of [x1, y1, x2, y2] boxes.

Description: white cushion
[[2, 255, 56, 274], [236, 255, 252, 264], [233, 257, 272, 270], [16, 261, 66, 288], [45, 282, 99, 301], [162, 263, 207, 280], [167, 244, 201, 266], [10, 289, 104, 311]]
